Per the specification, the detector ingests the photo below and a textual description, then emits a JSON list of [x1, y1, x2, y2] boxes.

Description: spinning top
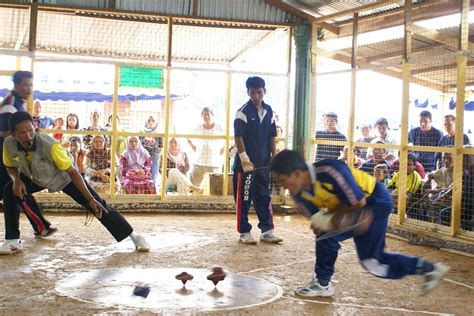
[[175, 271, 194, 285], [207, 267, 227, 286], [133, 285, 150, 298]]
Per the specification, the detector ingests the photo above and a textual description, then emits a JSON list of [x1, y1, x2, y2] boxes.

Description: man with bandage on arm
[[233, 76, 282, 245], [270, 150, 450, 297]]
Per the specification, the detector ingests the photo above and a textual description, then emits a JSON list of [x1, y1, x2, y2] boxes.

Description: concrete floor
[[0, 213, 472, 315]]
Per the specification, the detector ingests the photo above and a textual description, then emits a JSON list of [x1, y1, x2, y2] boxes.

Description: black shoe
[[35, 227, 58, 238]]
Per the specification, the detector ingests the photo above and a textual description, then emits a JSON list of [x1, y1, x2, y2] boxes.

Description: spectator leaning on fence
[[359, 141, 390, 175], [314, 112, 347, 161], [356, 123, 375, 160], [408, 110, 442, 172], [386, 153, 423, 194], [368, 118, 398, 162], [438, 151, 473, 230], [436, 115, 471, 169], [374, 163, 390, 185], [390, 153, 426, 179]]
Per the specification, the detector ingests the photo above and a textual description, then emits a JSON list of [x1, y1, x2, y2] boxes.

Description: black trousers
[[0, 137, 8, 201], [3, 174, 133, 241]]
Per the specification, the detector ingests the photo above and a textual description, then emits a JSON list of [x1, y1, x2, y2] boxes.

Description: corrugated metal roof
[[293, 0, 403, 23], [39, 0, 298, 23], [196, 0, 289, 23], [116, 0, 191, 16], [39, 0, 108, 8]]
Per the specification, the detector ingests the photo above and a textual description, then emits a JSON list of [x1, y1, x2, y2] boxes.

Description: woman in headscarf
[[120, 136, 156, 194], [161, 138, 201, 195], [141, 115, 163, 186], [84, 135, 117, 194]]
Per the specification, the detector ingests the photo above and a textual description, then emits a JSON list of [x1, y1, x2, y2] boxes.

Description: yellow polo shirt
[[3, 143, 73, 171]]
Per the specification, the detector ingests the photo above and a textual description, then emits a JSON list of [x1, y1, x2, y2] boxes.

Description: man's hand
[[88, 198, 108, 219], [241, 160, 254, 173], [239, 152, 254, 173], [13, 180, 27, 199]]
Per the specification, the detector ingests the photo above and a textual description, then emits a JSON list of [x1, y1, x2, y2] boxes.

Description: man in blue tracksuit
[[233, 76, 282, 245], [270, 150, 450, 297], [0, 71, 32, 202]]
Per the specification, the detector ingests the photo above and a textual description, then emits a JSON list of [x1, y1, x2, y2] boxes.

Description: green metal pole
[[292, 23, 311, 160]]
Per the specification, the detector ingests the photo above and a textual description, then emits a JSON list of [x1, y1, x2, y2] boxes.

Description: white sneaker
[[0, 239, 24, 255], [421, 262, 450, 295], [133, 234, 150, 252], [260, 229, 283, 243], [295, 279, 335, 297], [239, 232, 258, 245]]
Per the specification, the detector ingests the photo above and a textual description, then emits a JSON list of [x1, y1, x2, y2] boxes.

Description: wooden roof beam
[[363, 42, 446, 62], [411, 60, 474, 75], [408, 24, 474, 51], [316, 47, 445, 91], [326, 0, 474, 40], [312, 0, 402, 23]]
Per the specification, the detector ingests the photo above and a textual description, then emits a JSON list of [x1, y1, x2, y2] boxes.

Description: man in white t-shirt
[[188, 107, 225, 188], [367, 117, 398, 162]]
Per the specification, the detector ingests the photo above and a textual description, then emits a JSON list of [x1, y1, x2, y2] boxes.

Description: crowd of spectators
[[314, 110, 472, 230], [11, 100, 474, 228], [33, 106, 230, 196]]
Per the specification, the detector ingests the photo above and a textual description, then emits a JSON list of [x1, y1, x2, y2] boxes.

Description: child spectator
[[338, 145, 364, 168], [356, 123, 375, 159], [359, 142, 390, 174], [390, 154, 426, 179], [61, 113, 80, 148], [53, 117, 64, 141], [387, 154, 422, 215], [68, 136, 87, 176], [387, 153, 423, 193], [374, 164, 390, 185]]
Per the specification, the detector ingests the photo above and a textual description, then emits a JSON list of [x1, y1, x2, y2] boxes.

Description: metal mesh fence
[[0, 7, 29, 52], [312, 0, 472, 237], [37, 11, 168, 61]]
